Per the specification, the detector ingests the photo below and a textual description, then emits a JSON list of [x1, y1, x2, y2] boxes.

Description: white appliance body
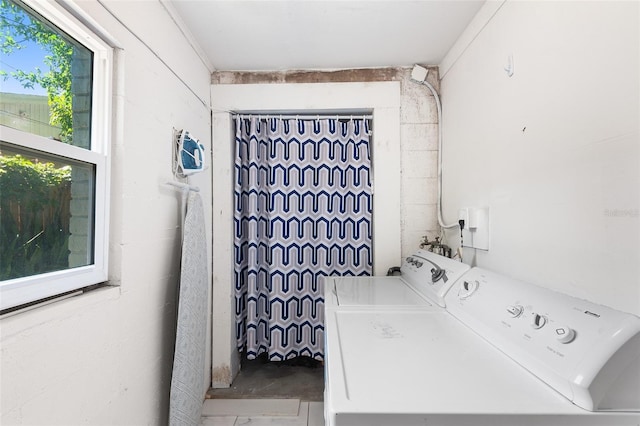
[[324, 309, 639, 426], [324, 249, 470, 310], [445, 268, 640, 413], [323, 254, 640, 426]]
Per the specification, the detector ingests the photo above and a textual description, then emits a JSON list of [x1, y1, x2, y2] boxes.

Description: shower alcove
[[210, 81, 402, 388]]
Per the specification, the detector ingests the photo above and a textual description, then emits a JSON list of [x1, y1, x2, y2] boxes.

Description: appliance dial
[[531, 313, 547, 329], [555, 326, 576, 344], [459, 280, 479, 299], [507, 305, 524, 318]]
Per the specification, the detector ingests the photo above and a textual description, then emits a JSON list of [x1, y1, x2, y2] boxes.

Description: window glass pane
[[0, 142, 95, 280], [0, 0, 93, 149]]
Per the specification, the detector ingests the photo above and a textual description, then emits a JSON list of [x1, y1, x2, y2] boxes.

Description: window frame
[[0, 0, 112, 311]]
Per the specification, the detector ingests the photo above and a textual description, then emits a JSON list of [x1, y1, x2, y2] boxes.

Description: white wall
[[0, 1, 213, 424], [439, 1, 639, 315]]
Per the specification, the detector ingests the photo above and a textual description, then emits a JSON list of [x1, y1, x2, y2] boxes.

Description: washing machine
[[324, 249, 470, 310], [324, 264, 640, 426]]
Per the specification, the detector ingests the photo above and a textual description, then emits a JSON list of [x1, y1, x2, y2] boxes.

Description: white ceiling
[[165, 1, 485, 72]]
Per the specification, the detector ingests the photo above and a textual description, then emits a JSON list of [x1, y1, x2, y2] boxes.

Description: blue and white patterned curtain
[[234, 116, 372, 361]]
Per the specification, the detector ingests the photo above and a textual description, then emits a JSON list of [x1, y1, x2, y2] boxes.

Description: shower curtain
[[234, 116, 372, 361]]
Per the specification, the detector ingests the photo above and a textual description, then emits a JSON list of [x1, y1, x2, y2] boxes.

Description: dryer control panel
[[444, 267, 640, 412]]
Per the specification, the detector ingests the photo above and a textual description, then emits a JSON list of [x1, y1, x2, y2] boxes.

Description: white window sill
[[0, 285, 120, 336]]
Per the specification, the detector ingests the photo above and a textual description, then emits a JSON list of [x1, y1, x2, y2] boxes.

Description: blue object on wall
[[176, 130, 206, 176]]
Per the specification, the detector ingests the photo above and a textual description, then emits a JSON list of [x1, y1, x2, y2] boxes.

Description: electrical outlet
[[458, 207, 489, 250]]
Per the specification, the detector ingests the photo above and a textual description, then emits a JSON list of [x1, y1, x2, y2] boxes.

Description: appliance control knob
[[531, 313, 547, 329], [415, 261, 423, 268], [506, 305, 524, 318], [555, 326, 576, 344], [459, 280, 479, 299]]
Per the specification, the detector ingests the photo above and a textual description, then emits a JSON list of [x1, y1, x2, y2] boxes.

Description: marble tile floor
[[200, 399, 324, 426]]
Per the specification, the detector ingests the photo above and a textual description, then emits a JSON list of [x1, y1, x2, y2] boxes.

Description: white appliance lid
[[327, 276, 434, 308], [326, 309, 596, 415]]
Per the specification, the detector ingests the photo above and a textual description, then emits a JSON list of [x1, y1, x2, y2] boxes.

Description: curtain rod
[[234, 114, 373, 121]]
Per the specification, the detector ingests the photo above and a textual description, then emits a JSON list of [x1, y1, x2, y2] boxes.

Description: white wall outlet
[[458, 207, 490, 250], [471, 207, 490, 250]]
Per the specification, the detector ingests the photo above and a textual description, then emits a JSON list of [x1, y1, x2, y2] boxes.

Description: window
[[0, 0, 111, 311]]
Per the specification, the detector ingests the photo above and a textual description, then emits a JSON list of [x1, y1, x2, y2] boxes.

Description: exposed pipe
[[410, 64, 459, 230]]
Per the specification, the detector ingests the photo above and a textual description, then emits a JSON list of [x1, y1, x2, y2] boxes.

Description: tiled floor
[[200, 399, 324, 425], [202, 356, 325, 425]]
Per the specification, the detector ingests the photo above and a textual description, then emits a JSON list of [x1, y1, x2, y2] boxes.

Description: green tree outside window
[[1, 0, 74, 142], [1, 0, 88, 281]]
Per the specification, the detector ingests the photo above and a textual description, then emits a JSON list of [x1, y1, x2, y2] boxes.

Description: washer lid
[[325, 276, 435, 309]]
